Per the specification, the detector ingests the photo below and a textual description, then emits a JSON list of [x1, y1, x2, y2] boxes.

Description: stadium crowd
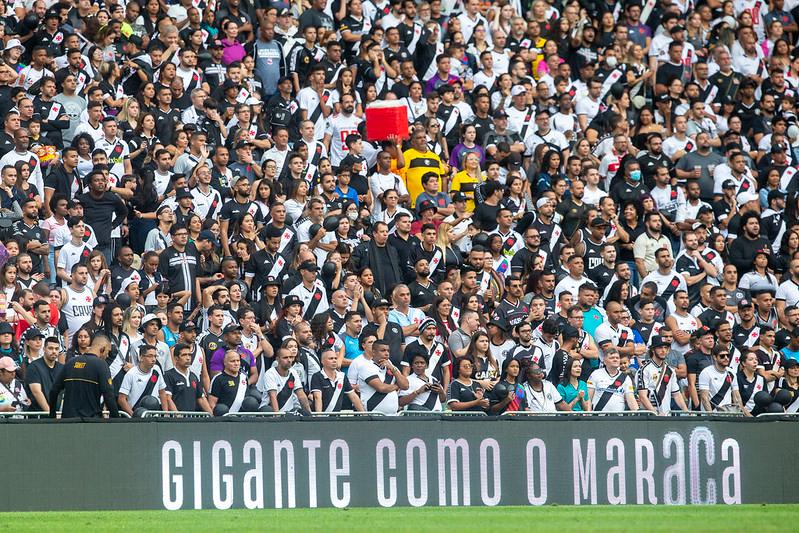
[[0, 0, 796, 419]]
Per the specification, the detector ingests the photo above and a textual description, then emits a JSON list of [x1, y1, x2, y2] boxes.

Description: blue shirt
[[781, 346, 799, 363], [343, 334, 362, 360]]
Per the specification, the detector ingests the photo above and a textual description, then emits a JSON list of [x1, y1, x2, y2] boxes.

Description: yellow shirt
[[450, 170, 481, 212], [403, 148, 445, 207]]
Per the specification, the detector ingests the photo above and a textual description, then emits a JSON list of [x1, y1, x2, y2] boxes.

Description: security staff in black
[[49, 335, 120, 418]]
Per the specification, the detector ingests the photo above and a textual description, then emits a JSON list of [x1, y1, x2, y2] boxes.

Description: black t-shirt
[[366, 320, 404, 367], [50, 353, 119, 418], [209, 370, 243, 407], [685, 350, 713, 376], [473, 201, 500, 232], [24, 357, 63, 411], [164, 367, 204, 411], [447, 379, 485, 411]]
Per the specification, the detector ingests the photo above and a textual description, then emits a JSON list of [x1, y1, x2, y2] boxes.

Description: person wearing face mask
[[610, 158, 646, 207]]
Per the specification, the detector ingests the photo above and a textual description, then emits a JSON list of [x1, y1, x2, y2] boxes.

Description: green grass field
[[0, 505, 793, 531]]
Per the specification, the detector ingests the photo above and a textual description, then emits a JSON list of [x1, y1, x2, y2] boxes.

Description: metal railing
[[0, 410, 130, 419], [140, 410, 212, 419]]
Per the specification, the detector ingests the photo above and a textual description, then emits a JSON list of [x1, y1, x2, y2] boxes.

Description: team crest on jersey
[[208, 342, 218, 351]]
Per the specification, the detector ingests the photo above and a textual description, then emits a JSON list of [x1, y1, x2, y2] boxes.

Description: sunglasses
[[717, 353, 730, 359]]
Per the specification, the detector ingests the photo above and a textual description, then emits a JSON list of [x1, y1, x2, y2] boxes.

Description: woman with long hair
[[709, 233, 730, 265], [13, 160, 40, 209], [328, 68, 363, 114], [535, 149, 564, 194], [604, 279, 631, 309], [284, 179, 309, 223], [465, 331, 499, 388], [128, 112, 157, 170], [358, 267, 382, 305], [0, 262, 18, 302], [557, 357, 591, 411], [502, 174, 528, 220], [450, 152, 483, 212], [632, 106, 666, 150], [490, 72, 513, 111], [429, 296, 456, 342], [776, 229, 799, 274], [117, 98, 141, 140], [448, 123, 485, 171], [137, 81, 157, 114], [425, 116, 448, 161], [230, 212, 264, 251], [774, 359, 799, 413], [129, 170, 161, 253], [187, 213, 203, 243], [435, 222, 463, 272], [252, 179, 274, 221], [65, 326, 93, 362], [166, 129, 189, 163], [98, 61, 125, 114], [488, 357, 527, 414], [86, 250, 112, 296], [625, 43, 653, 104], [447, 357, 489, 412]]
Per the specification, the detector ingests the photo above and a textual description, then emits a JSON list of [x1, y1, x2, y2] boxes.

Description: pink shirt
[[41, 216, 65, 245], [221, 39, 246, 65]]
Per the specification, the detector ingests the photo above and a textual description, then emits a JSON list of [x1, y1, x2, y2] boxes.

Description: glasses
[[717, 353, 730, 359], [173, 232, 188, 237]]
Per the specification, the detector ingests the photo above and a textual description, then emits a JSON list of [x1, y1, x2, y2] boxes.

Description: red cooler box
[[365, 101, 410, 142]]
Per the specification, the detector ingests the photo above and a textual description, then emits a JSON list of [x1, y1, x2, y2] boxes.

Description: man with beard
[[534, 270, 557, 316], [509, 321, 537, 371], [571, 217, 607, 272], [675, 131, 725, 199], [776, 305, 799, 350], [556, 179, 587, 240], [675, 230, 718, 306], [587, 244, 616, 288], [219, 176, 261, 256], [713, 320, 743, 372], [352, 222, 402, 297], [511, 227, 554, 275], [248, 225, 290, 299], [324, 94, 362, 168], [728, 212, 772, 277], [636, 133, 672, 188], [698, 286, 736, 330], [665, 290, 702, 356], [633, 212, 671, 278], [401, 317, 451, 390], [410, 223, 446, 283], [407, 257, 436, 312], [492, 275, 530, 329], [530, 196, 562, 253], [641, 248, 687, 303]]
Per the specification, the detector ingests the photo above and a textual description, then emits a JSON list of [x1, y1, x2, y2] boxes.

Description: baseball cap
[[417, 200, 437, 215], [180, 320, 197, 332], [283, 294, 303, 308], [452, 191, 467, 202], [738, 298, 753, 308], [737, 191, 759, 204], [691, 325, 713, 339], [140, 313, 162, 331], [298, 261, 320, 271], [0, 356, 16, 372], [650, 335, 669, 348], [722, 179, 736, 189], [93, 294, 110, 306], [197, 230, 219, 246], [691, 222, 707, 231], [670, 25, 686, 33], [511, 85, 527, 96], [264, 276, 282, 287], [487, 319, 509, 332], [656, 92, 671, 103], [222, 323, 243, 335], [175, 187, 192, 200], [0, 323, 13, 335], [589, 217, 609, 228], [492, 109, 508, 119], [373, 298, 390, 308], [25, 329, 45, 340], [235, 140, 254, 150]]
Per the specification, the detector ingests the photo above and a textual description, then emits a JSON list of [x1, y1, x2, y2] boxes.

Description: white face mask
[[347, 211, 358, 221], [606, 56, 617, 68]]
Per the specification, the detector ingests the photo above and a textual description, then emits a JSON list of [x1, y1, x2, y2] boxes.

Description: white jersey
[[358, 359, 399, 415], [119, 366, 166, 407], [776, 278, 799, 308], [594, 323, 634, 362], [258, 367, 302, 412], [636, 359, 680, 414], [190, 186, 223, 221], [669, 311, 700, 355], [61, 285, 94, 338], [697, 365, 738, 411], [522, 380, 562, 412], [325, 112, 363, 166], [399, 373, 442, 411], [95, 137, 130, 182], [587, 367, 635, 412]]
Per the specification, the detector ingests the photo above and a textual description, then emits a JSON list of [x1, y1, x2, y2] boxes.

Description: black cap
[[670, 25, 686, 33], [416, 200, 437, 214], [197, 230, 219, 246], [656, 92, 670, 103], [722, 179, 736, 189], [373, 298, 390, 308], [771, 144, 786, 154], [180, 320, 197, 332], [492, 109, 508, 119], [452, 191, 467, 202], [589, 217, 609, 228], [691, 325, 713, 339], [235, 140, 254, 150], [697, 205, 713, 215], [208, 40, 224, 49], [93, 294, 110, 306], [738, 298, 753, 308], [298, 261, 320, 272], [175, 187, 192, 200], [264, 276, 282, 287], [283, 294, 303, 308], [487, 319, 509, 332], [0, 323, 13, 335], [650, 335, 669, 348], [222, 323, 243, 335], [25, 329, 44, 339]]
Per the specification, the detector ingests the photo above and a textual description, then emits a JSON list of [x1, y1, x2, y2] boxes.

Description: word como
[[160, 426, 742, 510]]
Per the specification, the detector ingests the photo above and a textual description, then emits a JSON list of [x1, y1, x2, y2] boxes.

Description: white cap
[[4, 39, 23, 52], [736, 191, 759, 205], [536, 197, 551, 209], [511, 85, 527, 97]]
